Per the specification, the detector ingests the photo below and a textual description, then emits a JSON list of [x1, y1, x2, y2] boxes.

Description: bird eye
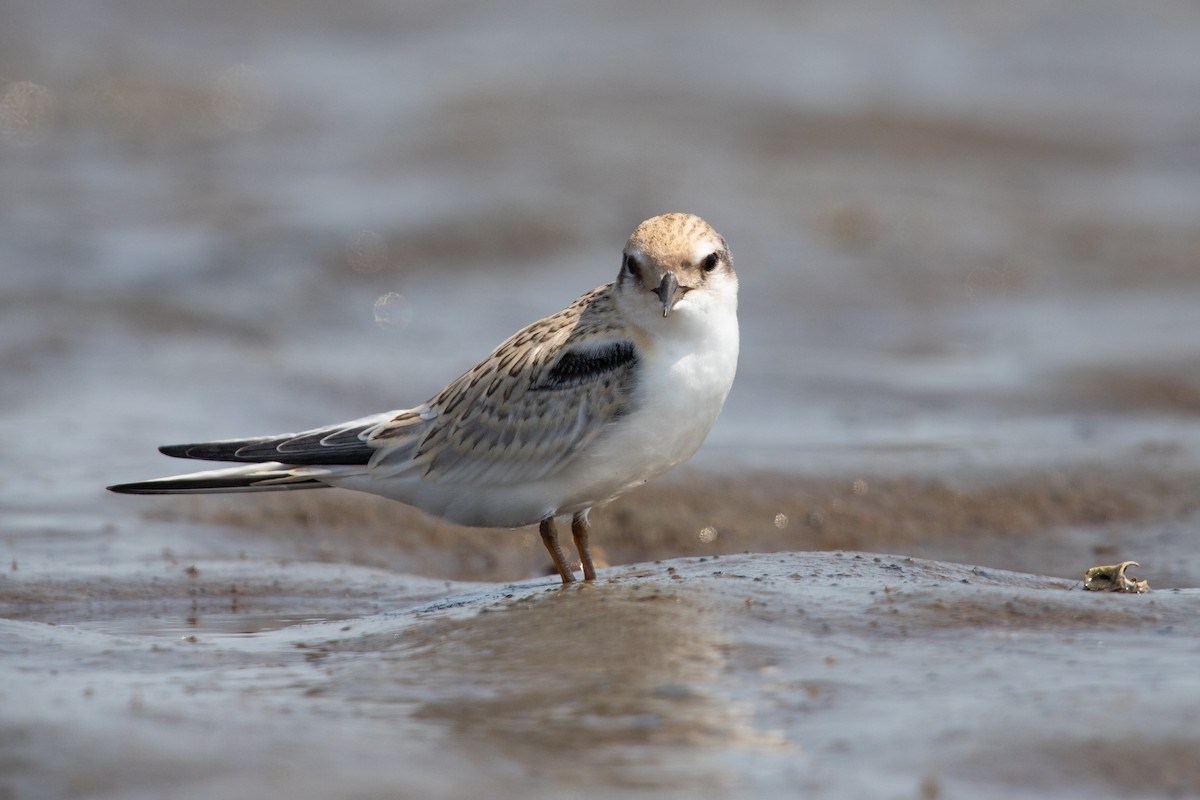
[[702, 252, 720, 273], [623, 254, 641, 279]]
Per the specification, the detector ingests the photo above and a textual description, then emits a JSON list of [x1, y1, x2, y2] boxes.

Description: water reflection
[[328, 583, 750, 790]]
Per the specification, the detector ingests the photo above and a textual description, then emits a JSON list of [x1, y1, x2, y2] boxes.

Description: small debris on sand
[[1083, 560, 1149, 593]]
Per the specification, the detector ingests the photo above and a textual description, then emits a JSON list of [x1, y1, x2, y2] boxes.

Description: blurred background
[[3, 0, 1200, 580], [5, 2, 1200, 797]]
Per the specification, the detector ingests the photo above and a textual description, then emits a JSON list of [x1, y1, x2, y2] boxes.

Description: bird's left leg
[[571, 510, 597, 582]]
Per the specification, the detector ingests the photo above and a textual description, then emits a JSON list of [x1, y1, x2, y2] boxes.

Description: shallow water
[[3, 0, 1200, 796]]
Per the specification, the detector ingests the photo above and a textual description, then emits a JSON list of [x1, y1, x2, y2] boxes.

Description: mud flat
[[3, 551, 1198, 799]]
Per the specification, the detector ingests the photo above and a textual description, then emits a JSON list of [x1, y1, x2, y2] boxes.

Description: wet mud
[[100, 465, 1200, 588], [5, 554, 1199, 799]]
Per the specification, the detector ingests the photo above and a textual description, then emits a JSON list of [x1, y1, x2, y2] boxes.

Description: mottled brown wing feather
[[367, 285, 639, 486]]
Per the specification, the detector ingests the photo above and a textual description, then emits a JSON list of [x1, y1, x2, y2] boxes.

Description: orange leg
[[539, 517, 576, 584], [571, 512, 597, 582]]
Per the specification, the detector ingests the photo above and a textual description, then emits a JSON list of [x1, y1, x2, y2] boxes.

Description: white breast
[[548, 299, 740, 515]]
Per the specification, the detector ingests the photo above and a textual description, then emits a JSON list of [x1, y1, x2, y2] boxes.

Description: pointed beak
[[652, 272, 683, 317]]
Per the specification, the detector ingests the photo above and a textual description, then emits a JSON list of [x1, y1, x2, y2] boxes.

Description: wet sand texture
[[4, 554, 1199, 799]]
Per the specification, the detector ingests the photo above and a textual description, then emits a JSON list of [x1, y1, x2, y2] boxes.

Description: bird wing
[[157, 413, 389, 465], [368, 284, 640, 487]]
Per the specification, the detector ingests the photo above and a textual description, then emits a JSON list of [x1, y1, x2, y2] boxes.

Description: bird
[[108, 212, 739, 584]]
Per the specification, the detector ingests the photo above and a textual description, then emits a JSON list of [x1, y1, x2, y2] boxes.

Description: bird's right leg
[[539, 517, 577, 584]]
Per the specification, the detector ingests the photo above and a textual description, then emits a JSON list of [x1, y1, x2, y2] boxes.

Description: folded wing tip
[[105, 467, 335, 495], [106, 481, 162, 494]]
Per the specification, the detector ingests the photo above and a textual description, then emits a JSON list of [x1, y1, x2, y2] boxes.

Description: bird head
[[616, 213, 738, 324]]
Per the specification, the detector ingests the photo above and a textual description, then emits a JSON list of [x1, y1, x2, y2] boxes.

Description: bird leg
[[571, 512, 597, 582], [539, 517, 576, 584]]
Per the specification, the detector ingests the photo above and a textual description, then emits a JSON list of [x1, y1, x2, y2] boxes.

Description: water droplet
[[698, 526, 717, 543], [373, 292, 411, 330], [419, 407, 438, 421], [773, 513, 789, 529]]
